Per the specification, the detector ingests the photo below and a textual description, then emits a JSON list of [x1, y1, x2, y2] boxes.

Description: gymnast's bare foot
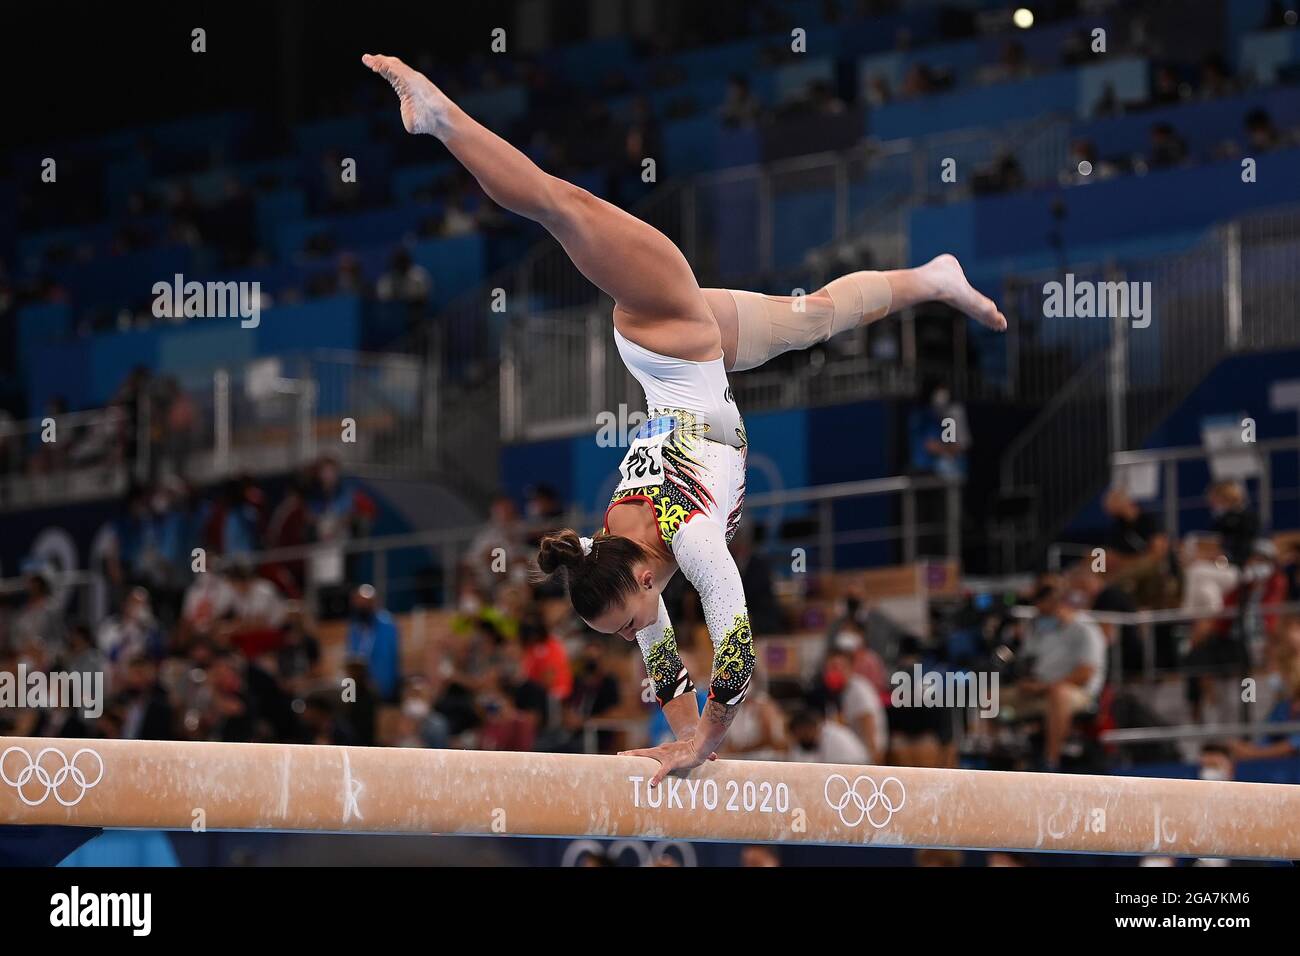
[[362, 53, 452, 137], [925, 253, 1008, 331]]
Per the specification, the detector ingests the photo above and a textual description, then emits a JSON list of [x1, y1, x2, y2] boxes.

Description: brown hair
[[536, 529, 646, 621]]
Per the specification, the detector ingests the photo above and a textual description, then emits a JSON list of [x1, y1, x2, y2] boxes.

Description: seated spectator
[[1148, 122, 1189, 168], [10, 568, 66, 664], [719, 75, 761, 126], [375, 247, 432, 305], [116, 655, 174, 740], [346, 584, 401, 703], [178, 568, 236, 649], [559, 638, 621, 753], [818, 648, 888, 763], [1245, 108, 1284, 153], [264, 476, 312, 597], [224, 558, 288, 657], [465, 494, 530, 590], [97, 586, 163, 670], [519, 610, 572, 701], [275, 606, 323, 697], [478, 640, 548, 752], [393, 678, 450, 748], [730, 524, 783, 635], [1149, 66, 1187, 107], [1103, 486, 1177, 609], [1001, 583, 1107, 770], [1228, 668, 1300, 764], [786, 707, 868, 764], [719, 669, 787, 761], [1186, 539, 1287, 722], [63, 623, 109, 693], [886, 635, 957, 768], [1182, 480, 1260, 618], [300, 692, 357, 746]]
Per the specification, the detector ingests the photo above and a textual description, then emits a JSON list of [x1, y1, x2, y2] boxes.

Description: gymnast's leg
[[705, 254, 1008, 372], [363, 54, 714, 341]]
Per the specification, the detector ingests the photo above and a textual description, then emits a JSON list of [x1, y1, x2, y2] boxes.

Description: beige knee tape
[[729, 272, 893, 372]]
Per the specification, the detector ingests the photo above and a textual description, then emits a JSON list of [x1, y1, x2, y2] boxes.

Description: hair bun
[[537, 529, 585, 575]]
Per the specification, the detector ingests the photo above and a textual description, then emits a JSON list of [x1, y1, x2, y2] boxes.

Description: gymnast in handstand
[[364, 53, 1006, 782]]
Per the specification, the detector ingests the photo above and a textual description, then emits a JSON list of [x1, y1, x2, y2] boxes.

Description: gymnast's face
[[583, 565, 660, 642]]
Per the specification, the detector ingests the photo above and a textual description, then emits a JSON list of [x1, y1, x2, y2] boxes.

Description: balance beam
[[2, 737, 1297, 858]]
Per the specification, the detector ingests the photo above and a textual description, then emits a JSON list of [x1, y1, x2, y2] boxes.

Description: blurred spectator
[[729, 524, 783, 635], [740, 845, 781, 867], [909, 379, 969, 479], [719, 75, 761, 126], [1180, 480, 1259, 621], [10, 569, 66, 662], [275, 606, 323, 697], [519, 610, 572, 701], [815, 648, 888, 762], [225, 558, 288, 657], [1185, 539, 1286, 722], [887, 635, 957, 768], [1148, 122, 1189, 168], [787, 706, 868, 764], [560, 638, 621, 752], [1149, 66, 1187, 106], [97, 586, 162, 670], [345, 584, 401, 702], [466, 494, 530, 589], [1103, 486, 1176, 609], [1001, 582, 1106, 769], [178, 569, 236, 649], [300, 692, 356, 746], [1245, 108, 1285, 153], [478, 640, 548, 751], [117, 655, 174, 740], [719, 669, 787, 760], [375, 248, 433, 305], [308, 456, 376, 609], [264, 476, 312, 596], [1198, 55, 1236, 100]]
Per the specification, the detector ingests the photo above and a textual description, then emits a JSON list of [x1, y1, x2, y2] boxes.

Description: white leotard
[[606, 329, 754, 710]]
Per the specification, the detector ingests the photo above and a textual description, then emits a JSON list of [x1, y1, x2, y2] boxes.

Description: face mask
[[1199, 767, 1229, 782], [459, 595, 481, 615], [353, 608, 376, 624], [824, 669, 846, 693]]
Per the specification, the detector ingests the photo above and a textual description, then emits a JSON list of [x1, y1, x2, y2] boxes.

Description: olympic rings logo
[[1, 746, 104, 808], [824, 773, 906, 829]]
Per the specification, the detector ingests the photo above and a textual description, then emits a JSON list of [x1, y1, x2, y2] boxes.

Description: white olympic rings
[[824, 773, 906, 829], [1, 746, 105, 807]]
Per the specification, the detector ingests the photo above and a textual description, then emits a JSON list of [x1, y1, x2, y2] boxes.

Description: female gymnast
[[364, 53, 1006, 783]]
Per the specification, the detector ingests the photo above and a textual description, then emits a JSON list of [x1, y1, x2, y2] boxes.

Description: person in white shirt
[[787, 707, 869, 765]]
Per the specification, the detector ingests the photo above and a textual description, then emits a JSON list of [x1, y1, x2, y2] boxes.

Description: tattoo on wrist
[[703, 699, 738, 729]]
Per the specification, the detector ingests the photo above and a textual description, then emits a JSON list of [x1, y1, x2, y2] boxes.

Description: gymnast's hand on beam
[[619, 739, 716, 787]]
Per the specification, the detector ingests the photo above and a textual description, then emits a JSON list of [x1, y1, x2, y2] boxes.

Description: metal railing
[[7, 472, 960, 614], [999, 207, 1300, 568], [0, 349, 437, 511], [491, 118, 1069, 441], [1110, 435, 1300, 542]]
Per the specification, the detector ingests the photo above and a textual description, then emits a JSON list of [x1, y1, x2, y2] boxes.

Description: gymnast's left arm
[[621, 518, 754, 784]]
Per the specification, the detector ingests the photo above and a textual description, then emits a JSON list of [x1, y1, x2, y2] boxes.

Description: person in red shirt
[[519, 610, 572, 701]]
